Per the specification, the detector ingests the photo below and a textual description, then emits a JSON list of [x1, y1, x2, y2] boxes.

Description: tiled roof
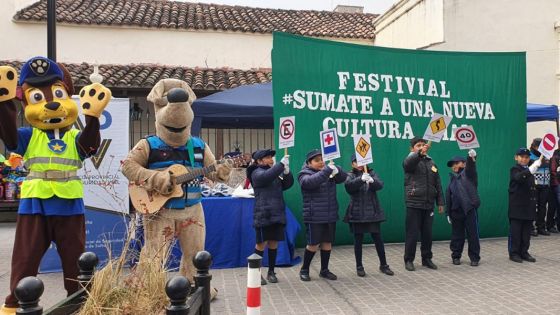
[[14, 0, 377, 40], [1, 60, 271, 91]]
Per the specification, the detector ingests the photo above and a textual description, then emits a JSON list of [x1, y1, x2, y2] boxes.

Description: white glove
[[280, 155, 290, 167], [283, 165, 290, 175], [328, 162, 339, 176], [468, 149, 477, 158], [361, 173, 370, 182], [529, 158, 542, 174], [447, 216, 451, 224], [361, 173, 373, 183]]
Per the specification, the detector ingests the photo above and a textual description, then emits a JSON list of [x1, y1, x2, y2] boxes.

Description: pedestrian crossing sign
[[353, 134, 372, 166]]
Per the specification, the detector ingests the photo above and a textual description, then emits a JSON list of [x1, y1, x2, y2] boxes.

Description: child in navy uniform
[[445, 150, 481, 266], [529, 138, 551, 236], [508, 148, 539, 263], [344, 153, 394, 277], [298, 149, 347, 281], [247, 149, 294, 284]]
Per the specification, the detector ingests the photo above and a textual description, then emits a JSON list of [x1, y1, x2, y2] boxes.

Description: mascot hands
[[149, 171, 176, 195], [79, 83, 112, 118], [216, 162, 232, 182], [0, 66, 18, 102]]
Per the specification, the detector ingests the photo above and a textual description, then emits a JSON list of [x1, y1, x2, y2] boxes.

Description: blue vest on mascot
[[146, 135, 205, 208]]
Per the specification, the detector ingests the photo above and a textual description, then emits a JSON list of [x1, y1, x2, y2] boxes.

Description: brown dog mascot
[[122, 79, 231, 300], [0, 56, 111, 314]]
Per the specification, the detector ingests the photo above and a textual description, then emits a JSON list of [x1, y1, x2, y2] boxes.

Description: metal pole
[[47, 0, 57, 61]]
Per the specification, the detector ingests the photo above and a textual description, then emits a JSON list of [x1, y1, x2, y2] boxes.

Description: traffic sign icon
[[278, 116, 295, 149], [454, 125, 479, 150], [538, 133, 557, 159], [356, 137, 371, 159], [430, 117, 446, 133], [543, 133, 555, 151], [455, 127, 475, 144], [280, 119, 294, 140]]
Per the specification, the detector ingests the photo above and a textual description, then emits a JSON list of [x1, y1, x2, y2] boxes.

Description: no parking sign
[[454, 125, 480, 150], [278, 116, 295, 149]]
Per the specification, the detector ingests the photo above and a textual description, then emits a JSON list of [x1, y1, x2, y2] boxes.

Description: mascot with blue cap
[[0, 57, 111, 314]]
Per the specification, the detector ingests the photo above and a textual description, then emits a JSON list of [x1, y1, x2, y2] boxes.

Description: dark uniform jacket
[[344, 168, 385, 223], [445, 156, 480, 219], [403, 152, 445, 210], [250, 162, 294, 227], [508, 164, 537, 220], [298, 165, 347, 224]]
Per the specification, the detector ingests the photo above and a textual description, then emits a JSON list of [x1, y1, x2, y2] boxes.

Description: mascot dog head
[[147, 79, 197, 147], [18, 56, 77, 130]]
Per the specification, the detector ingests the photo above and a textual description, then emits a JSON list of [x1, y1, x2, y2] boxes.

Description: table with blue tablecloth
[[39, 197, 301, 272]]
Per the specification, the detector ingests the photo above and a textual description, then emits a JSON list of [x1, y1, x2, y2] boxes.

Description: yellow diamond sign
[[356, 137, 371, 159], [430, 117, 446, 134]]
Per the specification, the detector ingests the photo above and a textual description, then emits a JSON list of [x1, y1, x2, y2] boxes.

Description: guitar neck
[[176, 164, 217, 184]]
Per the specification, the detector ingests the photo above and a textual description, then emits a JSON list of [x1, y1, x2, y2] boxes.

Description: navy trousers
[[449, 209, 480, 262]]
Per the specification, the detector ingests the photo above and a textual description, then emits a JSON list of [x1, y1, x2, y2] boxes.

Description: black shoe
[[405, 261, 415, 271], [356, 266, 366, 277], [380, 265, 394, 276], [267, 272, 278, 283], [319, 269, 338, 280], [299, 269, 311, 282], [260, 275, 267, 285], [538, 229, 550, 236], [452, 258, 461, 265], [422, 259, 438, 270], [470, 261, 479, 267], [509, 255, 523, 263], [548, 227, 559, 233], [531, 229, 538, 237], [521, 254, 536, 263]]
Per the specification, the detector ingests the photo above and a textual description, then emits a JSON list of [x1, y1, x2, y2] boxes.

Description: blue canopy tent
[[191, 82, 273, 136], [527, 103, 559, 136]]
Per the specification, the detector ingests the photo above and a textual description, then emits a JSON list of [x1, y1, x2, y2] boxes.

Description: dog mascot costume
[[0, 57, 111, 314], [122, 79, 231, 299]]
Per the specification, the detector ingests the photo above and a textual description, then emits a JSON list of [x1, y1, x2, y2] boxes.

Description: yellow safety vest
[[21, 128, 84, 199]]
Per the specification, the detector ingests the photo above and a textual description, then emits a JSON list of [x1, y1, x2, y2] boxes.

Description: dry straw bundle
[[78, 219, 175, 315]]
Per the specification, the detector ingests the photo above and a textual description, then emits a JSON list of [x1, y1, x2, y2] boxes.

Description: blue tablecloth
[[40, 197, 301, 273], [132, 197, 301, 269], [199, 197, 301, 268]]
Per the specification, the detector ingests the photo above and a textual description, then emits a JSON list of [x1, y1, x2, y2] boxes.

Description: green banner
[[272, 32, 526, 246]]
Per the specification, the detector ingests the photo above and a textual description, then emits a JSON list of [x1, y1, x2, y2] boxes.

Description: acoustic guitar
[[129, 156, 243, 214]]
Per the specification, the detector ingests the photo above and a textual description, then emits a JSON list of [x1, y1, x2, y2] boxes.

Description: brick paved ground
[[1, 222, 559, 314]]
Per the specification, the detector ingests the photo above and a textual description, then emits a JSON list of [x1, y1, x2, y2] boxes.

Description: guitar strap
[[186, 138, 195, 167]]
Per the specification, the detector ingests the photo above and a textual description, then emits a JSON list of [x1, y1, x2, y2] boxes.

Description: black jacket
[[344, 168, 385, 223], [508, 164, 537, 220], [251, 162, 294, 227], [298, 164, 347, 223], [403, 152, 445, 210], [445, 156, 480, 219]]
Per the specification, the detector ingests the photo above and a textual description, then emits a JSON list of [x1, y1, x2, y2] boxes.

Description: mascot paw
[[0, 66, 18, 102], [0, 304, 17, 315], [216, 163, 232, 182], [149, 171, 175, 195], [79, 83, 112, 118]]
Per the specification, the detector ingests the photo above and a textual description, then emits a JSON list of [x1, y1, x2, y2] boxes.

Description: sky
[[185, 0, 400, 14]]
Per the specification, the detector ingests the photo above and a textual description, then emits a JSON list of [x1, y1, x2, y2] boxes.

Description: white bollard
[[247, 253, 262, 315]]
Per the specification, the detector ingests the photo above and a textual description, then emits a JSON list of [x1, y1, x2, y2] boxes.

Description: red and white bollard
[[246, 253, 262, 315]]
